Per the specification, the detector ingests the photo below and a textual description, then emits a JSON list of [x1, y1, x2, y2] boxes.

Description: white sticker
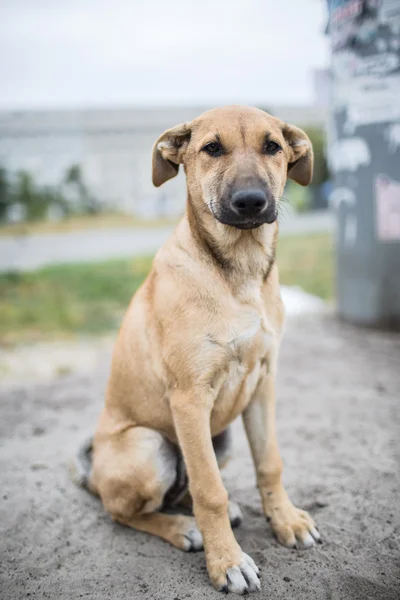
[[329, 137, 371, 172], [329, 186, 358, 247], [329, 186, 356, 210], [344, 75, 400, 132], [344, 213, 358, 245], [375, 174, 400, 241], [385, 122, 400, 153], [379, 0, 400, 26]]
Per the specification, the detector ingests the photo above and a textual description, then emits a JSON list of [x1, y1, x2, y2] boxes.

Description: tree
[[0, 167, 10, 222], [64, 164, 100, 214]]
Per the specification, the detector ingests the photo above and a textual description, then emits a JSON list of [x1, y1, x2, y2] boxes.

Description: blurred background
[[1, 4, 400, 599], [0, 1, 330, 224], [0, 0, 334, 351], [0, 0, 399, 351]]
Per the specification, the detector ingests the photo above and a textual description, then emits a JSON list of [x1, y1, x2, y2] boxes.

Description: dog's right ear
[[152, 122, 192, 187]]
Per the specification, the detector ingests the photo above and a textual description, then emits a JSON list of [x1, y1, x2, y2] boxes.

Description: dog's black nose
[[231, 189, 268, 217]]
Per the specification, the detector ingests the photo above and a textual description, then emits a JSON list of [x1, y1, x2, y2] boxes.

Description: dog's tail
[[69, 437, 94, 491]]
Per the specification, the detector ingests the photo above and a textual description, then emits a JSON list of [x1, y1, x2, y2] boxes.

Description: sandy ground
[[1, 313, 399, 599]]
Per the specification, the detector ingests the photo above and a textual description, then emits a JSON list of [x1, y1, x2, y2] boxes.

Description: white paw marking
[[297, 532, 316, 549], [310, 527, 321, 542], [228, 501, 243, 528], [183, 526, 203, 552], [222, 553, 260, 595]]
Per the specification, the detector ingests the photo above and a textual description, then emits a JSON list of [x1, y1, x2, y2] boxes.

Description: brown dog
[[75, 105, 320, 595]]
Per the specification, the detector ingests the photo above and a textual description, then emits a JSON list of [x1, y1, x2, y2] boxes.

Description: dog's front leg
[[242, 372, 321, 549], [171, 390, 260, 595]]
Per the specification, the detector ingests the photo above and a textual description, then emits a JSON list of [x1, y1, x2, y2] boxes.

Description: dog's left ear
[[152, 122, 192, 187], [282, 124, 314, 186]]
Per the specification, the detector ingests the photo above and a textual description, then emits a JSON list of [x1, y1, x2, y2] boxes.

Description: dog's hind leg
[[70, 436, 97, 493], [212, 427, 232, 469], [114, 510, 203, 551], [85, 426, 203, 551]]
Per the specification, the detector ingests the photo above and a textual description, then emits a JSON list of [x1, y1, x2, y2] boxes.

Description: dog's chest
[[210, 305, 273, 434]]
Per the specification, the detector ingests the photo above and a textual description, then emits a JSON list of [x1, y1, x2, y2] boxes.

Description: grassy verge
[[0, 213, 179, 237], [0, 233, 333, 344], [276, 232, 333, 300]]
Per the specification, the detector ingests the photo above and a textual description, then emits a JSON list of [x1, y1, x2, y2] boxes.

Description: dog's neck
[[185, 193, 278, 294]]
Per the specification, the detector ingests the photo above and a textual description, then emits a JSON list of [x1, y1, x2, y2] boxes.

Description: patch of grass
[[0, 233, 333, 344], [0, 257, 152, 344], [277, 232, 334, 300]]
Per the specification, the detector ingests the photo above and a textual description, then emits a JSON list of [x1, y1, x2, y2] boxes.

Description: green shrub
[[0, 164, 101, 224]]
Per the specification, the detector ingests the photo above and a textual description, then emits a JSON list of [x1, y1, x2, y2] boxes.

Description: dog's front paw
[[208, 551, 260, 595], [268, 501, 321, 549]]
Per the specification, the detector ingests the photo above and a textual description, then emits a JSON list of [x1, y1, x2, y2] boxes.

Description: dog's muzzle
[[215, 188, 277, 230]]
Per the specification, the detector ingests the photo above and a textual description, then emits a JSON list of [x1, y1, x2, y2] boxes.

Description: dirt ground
[[1, 313, 399, 600]]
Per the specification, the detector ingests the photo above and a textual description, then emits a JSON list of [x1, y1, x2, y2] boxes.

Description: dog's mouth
[[210, 201, 277, 230], [229, 221, 267, 230]]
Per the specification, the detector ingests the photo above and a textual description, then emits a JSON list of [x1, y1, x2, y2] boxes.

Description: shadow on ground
[[0, 315, 399, 599]]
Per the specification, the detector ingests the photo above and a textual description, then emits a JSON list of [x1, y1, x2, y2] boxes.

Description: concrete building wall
[[0, 106, 327, 218]]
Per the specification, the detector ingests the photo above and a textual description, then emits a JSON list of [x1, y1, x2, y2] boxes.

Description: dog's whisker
[[276, 196, 294, 209], [276, 196, 295, 223]]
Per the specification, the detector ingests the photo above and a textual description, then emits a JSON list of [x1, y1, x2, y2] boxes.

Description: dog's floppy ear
[[282, 124, 314, 186], [152, 122, 192, 187]]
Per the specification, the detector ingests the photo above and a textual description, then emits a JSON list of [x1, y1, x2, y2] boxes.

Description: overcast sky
[[0, 0, 329, 110]]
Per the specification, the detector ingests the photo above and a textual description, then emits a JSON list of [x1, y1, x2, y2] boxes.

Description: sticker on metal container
[[375, 174, 400, 240]]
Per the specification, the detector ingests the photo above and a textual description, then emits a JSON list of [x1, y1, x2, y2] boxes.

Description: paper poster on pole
[[375, 174, 400, 241]]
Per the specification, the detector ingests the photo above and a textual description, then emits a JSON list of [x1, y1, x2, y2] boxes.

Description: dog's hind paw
[[228, 501, 243, 529], [182, 524, 204, 552]]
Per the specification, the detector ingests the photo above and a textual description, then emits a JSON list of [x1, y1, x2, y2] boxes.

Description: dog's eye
[[202, 142, 223, 157], [264, 141, 281, 155]]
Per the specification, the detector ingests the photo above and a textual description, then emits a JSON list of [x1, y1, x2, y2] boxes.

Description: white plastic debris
[[280, 285, 326, 316]]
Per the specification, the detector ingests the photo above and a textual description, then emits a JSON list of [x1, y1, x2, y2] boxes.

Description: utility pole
[[327, 0, 400, 328]]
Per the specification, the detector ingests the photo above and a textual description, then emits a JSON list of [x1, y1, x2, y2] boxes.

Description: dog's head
[[152, 106, 313, 230]]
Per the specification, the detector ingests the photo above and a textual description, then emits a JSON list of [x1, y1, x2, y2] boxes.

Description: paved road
[[1, 314, 399, 599], [0, 210, 334, 272]]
